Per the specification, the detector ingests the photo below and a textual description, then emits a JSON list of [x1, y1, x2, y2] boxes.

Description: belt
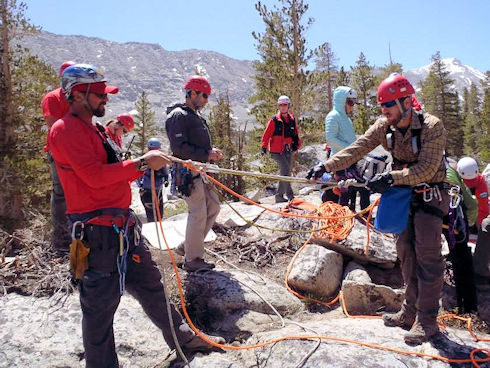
[[69, 208, 132, 228]]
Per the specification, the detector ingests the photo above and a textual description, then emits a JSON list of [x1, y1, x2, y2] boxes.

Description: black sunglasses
[[117, 122, 128, 133], [346, 99, 356, 107], [196, 91, 208, 99], [90, 92, 108, 100], [380, 100, 397, 108]]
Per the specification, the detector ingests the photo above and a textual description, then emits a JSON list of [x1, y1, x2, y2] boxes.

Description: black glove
[[164, 180, 169, 187], [306, 163, 327, 180], [261, 147, 267, 156], [367, 172, 394, 193]]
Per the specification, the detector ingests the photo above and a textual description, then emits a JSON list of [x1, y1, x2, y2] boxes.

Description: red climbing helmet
[[59, 61, 76, 77], [184, 75, 211, 95], [116, 113, 135, 132], [377, 73, 415, 104]]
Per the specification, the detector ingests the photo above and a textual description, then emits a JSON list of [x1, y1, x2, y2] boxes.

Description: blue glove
[[306, 163, 327, 180], [367, 172, 394, 193]]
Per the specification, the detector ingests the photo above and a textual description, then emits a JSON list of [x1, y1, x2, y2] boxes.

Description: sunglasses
[[196, 91, 208, 99], [117, 122, 128, 133], [346, 99, 356, 107], [279, 103, 289, 107], [90, 92, 108, 100], [380, 100, 397, 108]]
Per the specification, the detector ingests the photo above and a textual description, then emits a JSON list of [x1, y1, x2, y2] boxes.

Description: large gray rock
[[343, 260, 372, 284], [287, 244, 343, 298], [312, 219, 398, 268], [184, 269, 303, 323], [341, 261, 404, 315]]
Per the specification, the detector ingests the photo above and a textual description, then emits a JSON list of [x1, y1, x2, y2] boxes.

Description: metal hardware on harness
[[449, 186, 461, 209], [71, 221, 85, 240], [417, 183, 442, 203]]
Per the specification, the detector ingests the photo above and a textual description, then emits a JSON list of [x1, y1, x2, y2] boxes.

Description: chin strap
[[394, 98, 412, 127]]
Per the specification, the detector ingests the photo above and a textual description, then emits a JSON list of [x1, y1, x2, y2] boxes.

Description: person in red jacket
[[48, 64, 223, 368], [261, 95, 301, 203], [457, 157, 489, 229], [104, 112, 135, 148], [41, 60, 76, 253]]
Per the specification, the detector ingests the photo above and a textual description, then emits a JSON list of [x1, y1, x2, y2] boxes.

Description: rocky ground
[[1, 181, 490, 367]]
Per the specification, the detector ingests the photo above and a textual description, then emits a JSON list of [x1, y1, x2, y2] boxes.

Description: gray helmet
[[61, 64, 106, 95]]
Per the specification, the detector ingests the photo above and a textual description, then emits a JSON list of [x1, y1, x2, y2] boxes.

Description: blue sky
[[25, 0, 489, 72]]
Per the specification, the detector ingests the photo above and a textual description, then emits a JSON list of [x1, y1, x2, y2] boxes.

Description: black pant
[[443, 208, 478, 313], [140, 188, 163, 222], [338, 187, 371, 212], [79, 223, 194, 368]]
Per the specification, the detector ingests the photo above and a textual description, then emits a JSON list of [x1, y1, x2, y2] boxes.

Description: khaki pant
[[183, 177, 220, 261], [396, 190, 449, 327]]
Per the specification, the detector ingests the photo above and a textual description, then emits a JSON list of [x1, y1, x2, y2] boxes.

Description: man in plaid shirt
[[308, 74, 449, 345]]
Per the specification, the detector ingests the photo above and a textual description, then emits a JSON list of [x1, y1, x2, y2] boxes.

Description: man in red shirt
[[42, 61, 76, 253], [49, 64, 223, 367], [261, 95, 301, 203]]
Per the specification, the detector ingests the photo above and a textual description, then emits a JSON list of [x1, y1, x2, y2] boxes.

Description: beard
[[92, 104, 106, 117], [384, 109, 402, 126]]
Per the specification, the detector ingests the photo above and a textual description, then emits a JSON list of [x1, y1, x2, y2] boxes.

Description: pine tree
[[335, 66, 350, 86], [133, 91, 158, 156], [462, 84, 481, 156], [420, 52, 463, 157], [250, 0, 314, 131], [209, 91, 246, 196], [479, 71, 490, 162], [313, 42, 338, 115], [0, 0, 42, 231], [375, 63, 403, 85], [350, 52, 376, 134]]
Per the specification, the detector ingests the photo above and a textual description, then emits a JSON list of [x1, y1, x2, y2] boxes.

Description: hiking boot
[[173, 242, 185, 257], [275, 195, 288, 203], [382, 310, 415, 329], [182, 333, 225, 354], [404, 321, 439, 345], [183, 258, 215, 272]]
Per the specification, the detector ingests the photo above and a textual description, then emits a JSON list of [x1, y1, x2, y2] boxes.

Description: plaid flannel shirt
[[325, 111, 447, 186]]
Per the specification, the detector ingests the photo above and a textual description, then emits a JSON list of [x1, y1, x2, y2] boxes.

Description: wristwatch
[[137, 158, 148, 171]]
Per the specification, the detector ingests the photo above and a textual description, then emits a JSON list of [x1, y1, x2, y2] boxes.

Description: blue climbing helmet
[[147, 137, 162, 150]]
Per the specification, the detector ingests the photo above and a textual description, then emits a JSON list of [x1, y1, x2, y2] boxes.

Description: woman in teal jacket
[[324, 86, 370, 212]]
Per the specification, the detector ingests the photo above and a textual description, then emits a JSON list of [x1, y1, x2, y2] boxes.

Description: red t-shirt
[[48, 114, 143, 214], [463, 173, 489, 226], [105, 125, 122, 148], [41, 88, 70, 152], [41, 87, 69, 123]]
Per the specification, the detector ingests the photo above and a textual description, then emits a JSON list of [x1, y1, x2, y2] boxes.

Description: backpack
[[386, 112, 424, 155]]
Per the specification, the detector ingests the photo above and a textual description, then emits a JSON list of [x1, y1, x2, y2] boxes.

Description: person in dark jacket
[[165, 75, 222, 272], [261, 95, 301, 203], [49, 65, 224, 368], [137, 137, 169, 222]]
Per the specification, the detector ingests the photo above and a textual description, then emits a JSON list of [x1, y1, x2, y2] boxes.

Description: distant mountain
[[21, 31, 256, 124], [405, 57, 487, 96], [21, 32, 487, 125]]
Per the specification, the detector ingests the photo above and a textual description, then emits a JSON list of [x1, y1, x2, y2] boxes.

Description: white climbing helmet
[[277, 95, 291, 105], [457, 157, 479, 180]]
